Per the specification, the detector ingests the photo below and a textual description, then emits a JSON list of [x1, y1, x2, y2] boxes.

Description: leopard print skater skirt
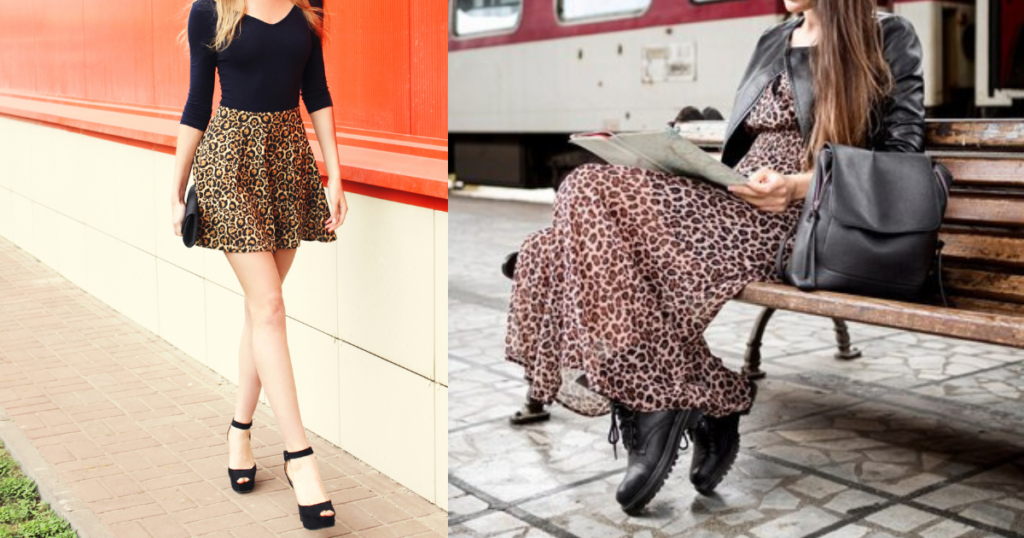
[[192, 105, 337, 253]]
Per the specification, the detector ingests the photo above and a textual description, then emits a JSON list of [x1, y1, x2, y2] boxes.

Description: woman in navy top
[[168, 0, 344, 529]]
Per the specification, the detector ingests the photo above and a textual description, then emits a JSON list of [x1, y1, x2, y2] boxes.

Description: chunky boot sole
[[620, 409, 702, 515], [693, 431, 740, 496]]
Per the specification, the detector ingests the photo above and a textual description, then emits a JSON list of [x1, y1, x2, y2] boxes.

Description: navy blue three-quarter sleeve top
[[180, 0, 333, 132]]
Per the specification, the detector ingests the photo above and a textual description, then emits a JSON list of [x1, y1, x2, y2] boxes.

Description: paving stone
[[748, 506, 838, 538], [787, 475, 847, 500], [564, 514, 626, 538], [459, 512, 533, 535], [918, 519, 977, 538], [758, 488, 801, 511], [820, 525, 871, 538], [865, 505, 938, 533], [822, 489, 884, 516], [450, 493, 489, 518]]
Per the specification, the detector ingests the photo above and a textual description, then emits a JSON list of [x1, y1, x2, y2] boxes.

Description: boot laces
[[686, 416, 714, 454], [607, 402, 637, 460], [680, 416, 703, 454]]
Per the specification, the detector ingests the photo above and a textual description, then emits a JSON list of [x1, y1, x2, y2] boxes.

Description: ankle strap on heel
[[231, 419, 253, 430], [283, 447, 314, 461]]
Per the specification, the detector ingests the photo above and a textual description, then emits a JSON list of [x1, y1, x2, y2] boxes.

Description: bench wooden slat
[[942, 268, 1024, 305], [944, 196, 1024, 227], [940, 233, 1024, 270], [737, 282, 1024, 347], [926, 120, 1024, 151], [950, 297, 1024, 318], [935, 157, 1024, 188]]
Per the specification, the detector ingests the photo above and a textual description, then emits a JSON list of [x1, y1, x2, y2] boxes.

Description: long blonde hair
[[804, 0, 893, 168], [176, 0, 327, 54]]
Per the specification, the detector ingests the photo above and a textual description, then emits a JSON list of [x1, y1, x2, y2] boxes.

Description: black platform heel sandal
[[226, 419, 257, 494], [283, 447, 336, 530]]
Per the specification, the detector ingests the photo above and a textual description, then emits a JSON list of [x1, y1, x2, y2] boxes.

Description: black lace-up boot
[[608, 401, 702, 515], [687, 380, 757, 495]]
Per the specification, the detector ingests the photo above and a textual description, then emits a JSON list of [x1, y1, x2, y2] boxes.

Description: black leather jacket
[[720, 12, 926, 168]]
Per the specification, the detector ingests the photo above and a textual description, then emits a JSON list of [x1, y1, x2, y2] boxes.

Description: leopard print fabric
[[193, 105, 337, 253], [505, 70, 806, 418]]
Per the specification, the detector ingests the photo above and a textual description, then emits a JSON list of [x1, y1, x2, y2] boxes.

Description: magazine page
[[614, 129, 747, 187], [569, 133, 668, 174]]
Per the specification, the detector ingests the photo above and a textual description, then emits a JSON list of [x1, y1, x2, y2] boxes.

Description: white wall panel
[[288, 318, 341, 448], [435, 211, 448, 386], [337, 193, 434, 380], [436, 384, 448, 510], [115, 242, 159, 335], [203, 280, 245, 384], [113, 147, 158, 255], [339, 342, 436, 502], [157, 258, 207, 363], [282, 240, 338, 338], [30, 202, 62, 272]]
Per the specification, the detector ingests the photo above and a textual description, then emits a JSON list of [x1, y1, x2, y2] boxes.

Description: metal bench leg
[[510, 386, 550, 425], [743, 307, 775, 380], [832, 318, 862, 360]]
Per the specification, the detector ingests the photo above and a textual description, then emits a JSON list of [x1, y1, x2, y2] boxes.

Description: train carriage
[[449, 0, 1020, 187]]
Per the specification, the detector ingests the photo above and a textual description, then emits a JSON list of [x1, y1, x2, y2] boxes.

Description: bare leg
[[229, 249, 297, 486], [224, 249, 333, 517]]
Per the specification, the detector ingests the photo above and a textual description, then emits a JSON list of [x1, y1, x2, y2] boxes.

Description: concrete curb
[[451, 185, 556, 205], [0, 404, 114, 538]]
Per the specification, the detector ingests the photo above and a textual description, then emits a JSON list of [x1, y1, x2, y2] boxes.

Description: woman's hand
[[324, 177, 348, 233], [171, 198, 186, 237], [728, 167, 799, 213]]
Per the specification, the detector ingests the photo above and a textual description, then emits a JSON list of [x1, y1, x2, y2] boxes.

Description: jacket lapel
[[724, 16, 804, 145]]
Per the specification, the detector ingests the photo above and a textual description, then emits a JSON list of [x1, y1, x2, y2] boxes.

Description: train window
[[557, 0, 650, 22], [453, 0, 522, 36]]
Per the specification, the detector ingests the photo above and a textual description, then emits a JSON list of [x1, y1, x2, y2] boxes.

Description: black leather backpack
[[777, 143, 954, 302]]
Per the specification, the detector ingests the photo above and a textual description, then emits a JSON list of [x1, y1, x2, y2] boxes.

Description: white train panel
[[450, 15, 781, 133]]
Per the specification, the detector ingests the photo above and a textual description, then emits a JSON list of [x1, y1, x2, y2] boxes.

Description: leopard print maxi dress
[[192, 105, 337, 253], [505, 70, 807, 418]]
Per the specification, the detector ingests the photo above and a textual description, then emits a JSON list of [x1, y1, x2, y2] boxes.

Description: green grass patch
[[0, 440, 76, 538]]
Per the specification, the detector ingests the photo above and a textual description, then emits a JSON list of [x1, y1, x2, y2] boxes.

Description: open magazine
[[569, 127, 747, 187]]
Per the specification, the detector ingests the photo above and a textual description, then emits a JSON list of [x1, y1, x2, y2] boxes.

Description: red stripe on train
[[448, 0, 969, 52], [448, 0, 783, 51]]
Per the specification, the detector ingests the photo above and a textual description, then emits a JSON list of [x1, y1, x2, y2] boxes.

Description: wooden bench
[[509, 119, 1024, 424]]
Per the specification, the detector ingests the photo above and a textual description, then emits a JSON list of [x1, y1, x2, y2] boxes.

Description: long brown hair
[[176, 0, 327, 54], [804, 1, 893, 168]]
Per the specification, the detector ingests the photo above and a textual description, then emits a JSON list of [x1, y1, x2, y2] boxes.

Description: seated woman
[[503, 0, 925, 515]]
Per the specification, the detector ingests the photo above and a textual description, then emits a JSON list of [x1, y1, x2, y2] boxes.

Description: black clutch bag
[[182, 185, 199, 248], [777, 143, 953, 301]]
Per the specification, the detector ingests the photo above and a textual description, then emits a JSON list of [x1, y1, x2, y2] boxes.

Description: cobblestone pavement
[[448, 194, 1024, 538], [0, 236, 446, 538]]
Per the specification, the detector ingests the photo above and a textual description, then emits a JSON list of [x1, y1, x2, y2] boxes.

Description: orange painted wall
[[0, 0, 447, 146]]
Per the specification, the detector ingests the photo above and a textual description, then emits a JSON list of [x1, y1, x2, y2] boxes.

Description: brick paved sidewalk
[[0, 237, 446, 538]]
